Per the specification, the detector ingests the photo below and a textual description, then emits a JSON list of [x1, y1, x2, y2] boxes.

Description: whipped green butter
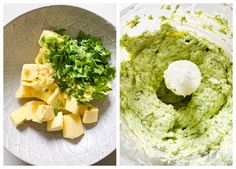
[[120, 24, 232, 165]]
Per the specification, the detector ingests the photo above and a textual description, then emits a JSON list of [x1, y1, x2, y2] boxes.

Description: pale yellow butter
[[64, 97, 79, 114], [25, 101, 45, 120], [47, 87, 60, 106], [65, 97, 92, 115], [82, 107, 99, 124], [21, 64, 39, 82], [10, 106, 27, 127], [32, 105, 54, 123], [47, 111, 63, 131], [15, 85, 34, 98], [63, 114, 84, 139], [35, 48, 47, 64]]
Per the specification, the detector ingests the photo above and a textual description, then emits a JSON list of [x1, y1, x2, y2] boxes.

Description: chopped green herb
[[53, 104, 59, 116], [194, 10, 203, 17], [53, 100, 64, 116], [126, 15, 141, 29], [180, 16, 187, 24], [160, 4, 171, 10], [218, 28, 227, 35], [38, 58, 43, 64], [148, 15, 153, 20], [159, 16, 168, 22], [202, 24, 213, 31], [213, 14, 228, 27], [39, 30, 115, 104], [165, 5, 171, 10], [175, 4, 180, 11], [213, 14, 231, 36]]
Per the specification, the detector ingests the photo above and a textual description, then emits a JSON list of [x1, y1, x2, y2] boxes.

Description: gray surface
[[4, 148, 116, 165]]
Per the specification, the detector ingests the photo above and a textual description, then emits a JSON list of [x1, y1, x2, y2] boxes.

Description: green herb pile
[[39, 30, 115, 103]]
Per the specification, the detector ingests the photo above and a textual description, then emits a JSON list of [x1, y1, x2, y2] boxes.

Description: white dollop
[[164, 60, 201, 97]]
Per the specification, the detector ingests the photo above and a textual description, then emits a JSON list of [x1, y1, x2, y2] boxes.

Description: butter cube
[[32, 105, 54, 123], [21, 81, 42, 91], [25, 101, 45, 120], [82, 107, 99, 124], [30, 87, 54, 103], [39, 30, 64, 48], [15, 85, 34, 98], [47, 87, 60, 106], [21, 64, 39, 82], [78, 104, 93, 116], [64, 97, 79, 114], [47, 111, 63, 131], [63, 114, 84, 139], [35, 48, 47, 64], [10, 106, 27, 127], [65, 97, 92, 115]]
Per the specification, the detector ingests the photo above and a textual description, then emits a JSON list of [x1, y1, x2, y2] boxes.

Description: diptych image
[[3, 2, 233, 166]]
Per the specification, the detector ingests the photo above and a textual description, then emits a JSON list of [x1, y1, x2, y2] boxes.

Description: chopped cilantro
[[38, 58, 43, 64], [39, 30, 115, 104], [180, 16, 187, 24], [53, 100, 64, 116], [148, 15, 153, 20], [126, 15, 141, 29], [165, 5, 171, 10], [53, 104, 59, 116]]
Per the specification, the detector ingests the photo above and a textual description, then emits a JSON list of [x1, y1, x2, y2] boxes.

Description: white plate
[[4, 5, 116, 165], [120, 3, 232, 165]]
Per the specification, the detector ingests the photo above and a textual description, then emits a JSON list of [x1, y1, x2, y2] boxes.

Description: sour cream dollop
[[164, 60, 201, 97]]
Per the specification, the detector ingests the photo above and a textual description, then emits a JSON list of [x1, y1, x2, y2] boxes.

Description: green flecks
[[186, 10, 191, 14], [40, 30, 115, 104], [218, 28, 227, 35], [38, 58, 43, 64], [194, 10, 203, 17], [213, 14, 231, 36], [180, 16, 187, 24], [159, 16, 168, 22], [214, 14, 228, 27], [160, 4, 171, 10], [165, 5, 171, 10], [202, 24, 214, 32], [53, 100, 64, 116], [148, 15, 153, 20], [126, 15, 141, 29], [175, 4, 180, 11]]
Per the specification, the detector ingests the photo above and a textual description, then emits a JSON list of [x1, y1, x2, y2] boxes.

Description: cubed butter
[[21, 64, 39, 82], [24, 101, 45, 120], [15, 85, 34, 98], [47, 87, 60, 106], [47, 111, 63, 131], [82, 107, 99, 124], [30, 87, 54, 103], [35, 48, 47, 64], [32, 105, 54, 123], [63, 114, 84, 139], [39, 30, 64, 48], [78, 104, 93, 116], [10, 106, 27, 127], [65, 97, 92, 115], [64, 97, 79, 114]]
